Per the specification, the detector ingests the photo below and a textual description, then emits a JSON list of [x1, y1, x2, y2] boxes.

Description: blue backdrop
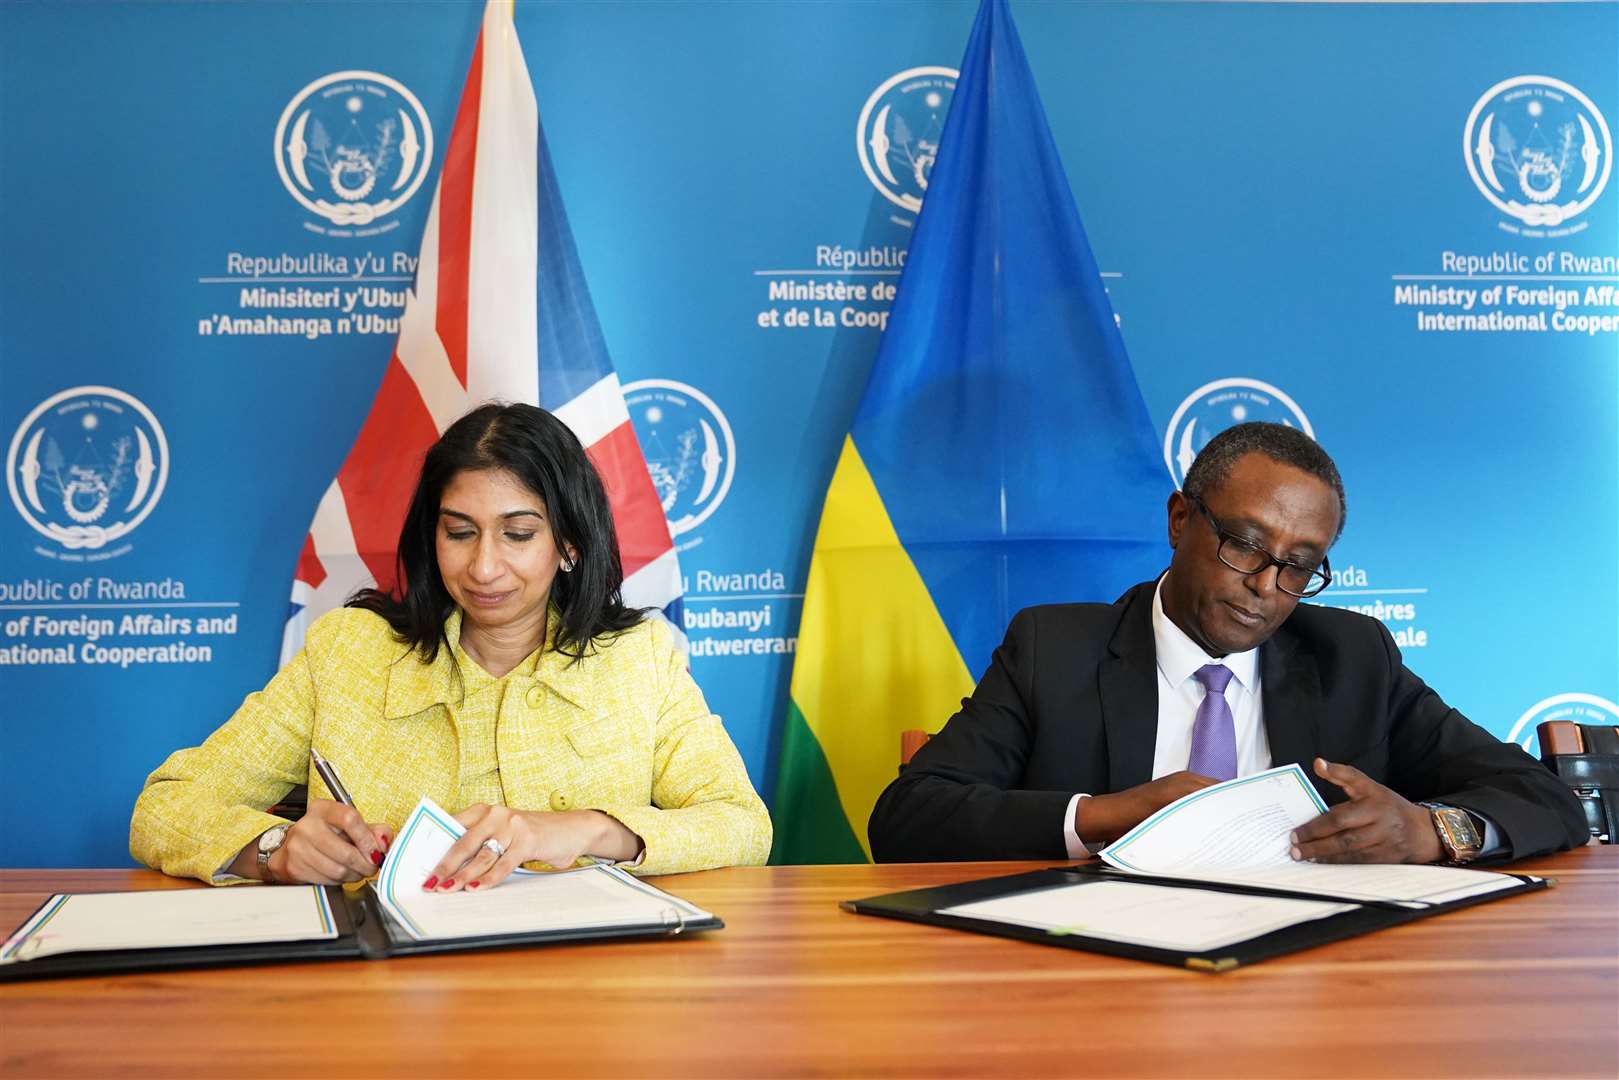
[[2, 0, 1615, 867]]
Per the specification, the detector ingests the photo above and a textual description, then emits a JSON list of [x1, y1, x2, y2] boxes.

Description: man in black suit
[[869, 422, 1586, 864]]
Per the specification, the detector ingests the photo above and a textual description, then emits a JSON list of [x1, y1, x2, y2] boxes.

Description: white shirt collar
[[1152, 576, 1259, 692]]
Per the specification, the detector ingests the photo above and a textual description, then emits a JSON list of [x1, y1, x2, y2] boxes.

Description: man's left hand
[[1290, 758, 1442, 864]]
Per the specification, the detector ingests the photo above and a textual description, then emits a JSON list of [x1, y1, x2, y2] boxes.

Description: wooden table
[[2, 849, 1616, 1078]]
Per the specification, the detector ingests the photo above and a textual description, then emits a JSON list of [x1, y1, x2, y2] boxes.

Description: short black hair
[[348, 402, 644, 663], [1181, 422, 1346, 540]]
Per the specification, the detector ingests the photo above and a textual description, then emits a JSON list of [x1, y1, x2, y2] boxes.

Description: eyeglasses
[[1188, 496, 1332, 598]]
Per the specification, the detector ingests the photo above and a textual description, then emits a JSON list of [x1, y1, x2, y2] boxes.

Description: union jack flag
[[281, 1, 683, 665]]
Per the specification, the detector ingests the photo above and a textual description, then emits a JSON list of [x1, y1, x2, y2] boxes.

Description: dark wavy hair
[[348, 402, 645, 662], [1182, 421, 1347, 541]]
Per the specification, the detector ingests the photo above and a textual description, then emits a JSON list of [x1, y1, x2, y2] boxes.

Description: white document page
[[1098, 763, 1524, 905], [1100, 763, 1328, 873], [376, 796, 711, 941], [0, 886, 337, 964], [940, 881, 1354, 953], [1148, 861, 1521, 906]]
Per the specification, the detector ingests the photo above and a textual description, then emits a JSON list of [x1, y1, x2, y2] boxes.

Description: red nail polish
[[468, 880, 481, 890], [422, 875, 439, 890], [443, 878, 457, 889], [371, 850, 384, 866]]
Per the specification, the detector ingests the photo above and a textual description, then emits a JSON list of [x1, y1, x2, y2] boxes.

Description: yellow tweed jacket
[[130, 607, 772, 882]]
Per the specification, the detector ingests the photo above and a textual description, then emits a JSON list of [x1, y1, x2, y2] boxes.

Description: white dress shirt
[[1062, 578, 1266, 856]]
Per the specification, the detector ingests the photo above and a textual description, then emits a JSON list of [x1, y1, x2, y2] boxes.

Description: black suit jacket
[[868, 581, 1586, 862]]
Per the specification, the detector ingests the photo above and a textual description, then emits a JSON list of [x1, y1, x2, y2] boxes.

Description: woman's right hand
[[267, 798, 391, 884]]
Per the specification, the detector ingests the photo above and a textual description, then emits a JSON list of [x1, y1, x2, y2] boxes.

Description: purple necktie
[[1189, 664, 1237, 780]]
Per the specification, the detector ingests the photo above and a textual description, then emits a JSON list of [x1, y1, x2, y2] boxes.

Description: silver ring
[[481, 837, 507, 859]]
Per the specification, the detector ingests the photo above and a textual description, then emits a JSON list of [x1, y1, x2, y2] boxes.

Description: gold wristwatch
[[1422, 804, 1483, 864]]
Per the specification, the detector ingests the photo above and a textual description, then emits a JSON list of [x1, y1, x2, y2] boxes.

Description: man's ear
[[1166, 491, 1189, 549]]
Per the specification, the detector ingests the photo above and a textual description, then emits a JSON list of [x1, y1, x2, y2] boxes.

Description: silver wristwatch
[[256, 824, 290, 882]]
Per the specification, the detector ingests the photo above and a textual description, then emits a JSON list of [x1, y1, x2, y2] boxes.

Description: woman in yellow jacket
[[131, 403, 771, 889]]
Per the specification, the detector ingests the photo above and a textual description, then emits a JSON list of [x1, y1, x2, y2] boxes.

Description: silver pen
[[310, 747, 386, 871], [309, 746, 356, 808]]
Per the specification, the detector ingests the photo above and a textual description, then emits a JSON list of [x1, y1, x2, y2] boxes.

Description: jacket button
[[550, 790, 572, 811], [526, 685, 544, 709]]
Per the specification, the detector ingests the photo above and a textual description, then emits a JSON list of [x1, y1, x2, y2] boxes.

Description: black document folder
[[842, 863, 1549, 972], [0, 878, 722, 983]]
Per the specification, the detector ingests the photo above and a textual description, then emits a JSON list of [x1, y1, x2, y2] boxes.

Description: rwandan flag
[[770, 0, 1172, 864]]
